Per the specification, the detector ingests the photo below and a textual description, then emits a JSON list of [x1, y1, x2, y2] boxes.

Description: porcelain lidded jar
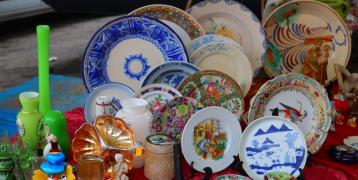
[[115, 98, 152, 145]]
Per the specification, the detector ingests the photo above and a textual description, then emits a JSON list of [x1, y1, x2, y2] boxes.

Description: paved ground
[[0, 13, 118, 91]]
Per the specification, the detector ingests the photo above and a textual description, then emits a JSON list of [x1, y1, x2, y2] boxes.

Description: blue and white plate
[[82, 15, 188, 92], [239, 116, 307, 180], [141, 62, 199, 88], [84, 82, 134, 124]]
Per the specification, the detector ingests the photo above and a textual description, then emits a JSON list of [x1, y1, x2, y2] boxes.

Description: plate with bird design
[[263, 0, 351, 85], [248, 74, 332, 154]]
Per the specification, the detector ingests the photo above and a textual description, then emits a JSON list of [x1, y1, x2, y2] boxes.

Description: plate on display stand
[[239, 116, 307, 180], [344, 136, 358, 150], [133, 84, 182, 133], [84, 83, 134, 124], [82, 15, 188, 92], [188, 0, 266, 76], [248, 74, 332, 154], [141, 62, 200, 88], [181, 106, 242, 173], [263, 0, 351, 85]]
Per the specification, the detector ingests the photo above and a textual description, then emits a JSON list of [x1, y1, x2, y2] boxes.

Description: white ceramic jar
[[115, 98, 152, 145]]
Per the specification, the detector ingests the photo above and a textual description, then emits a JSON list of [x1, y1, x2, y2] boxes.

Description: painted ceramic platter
[[157, 96, 203, 140], [190, 43, 252, 96], [239, 116, 307, 179], [84, 82, 134, 124], [133, 84, 182, 133], [141, 62, 200, 88], [82, 15, 188, 92], [344, 136, 358, 150], [214, 174, 251, 180], [248, 74, 332, 153], [263, 0, 351, 85], [188, 0, 266, 76], [129, 4, 205, 50], [181, 106, 242, 173], [178, 70, 245, 120]]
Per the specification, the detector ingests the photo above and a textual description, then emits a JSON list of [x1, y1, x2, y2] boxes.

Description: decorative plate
[[344, 136, 358, 150], [141, 62, 200, 88], [156, 96, 203, 140], [133, 84, 182, 133], [129, 4, 205, 50], [248, 74, 332, 154], [264, 172, 296, 180], [214, 174, 251, 180], [179, 70, 245, 120], [239, 116, 307, 179], [190, 42, 252, 95], [84, 82, 134, 124], [82, 15, 188, 92], [181, 106, 242, 173], [263, 0, 351, 85], [188, 0, 266, 76]]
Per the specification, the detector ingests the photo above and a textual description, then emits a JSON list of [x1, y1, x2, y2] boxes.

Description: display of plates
[[263, 0, 351, 85], [181, 107, 242, 173], [214, 174, 251, 180], [84, 83, 134, 123], [133, 84, 182, 133], [344, 136, 358, 150], [129, 4, 205, 50], [178, 70, 245, 120], [82, 15, 188, 92], [156, 96, 203, 140], [188, 0, 266, 76], [141, 62, 200, 88], [189, 42, 252, 96], [248, 74, 332, 153], [239, 116, 307, 179]]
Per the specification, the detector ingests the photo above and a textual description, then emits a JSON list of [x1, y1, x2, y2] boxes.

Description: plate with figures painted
[[84, 82, 134, 124], [248, 74, 332, 153], [239, 116, 307, 180], [141, 62, 200, 88], [178, 70, 245, 121], [129, 4, 205, 50], [181, 106, 242, 173], [190, 42, 252, 95], [188, 0, 266, 76], [82, 15, 188, 92], [263, 0, 351, 85], [133, 84, 182, 133], [156, 96, 203, 140]]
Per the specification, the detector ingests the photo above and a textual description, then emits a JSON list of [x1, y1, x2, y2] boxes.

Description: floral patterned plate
[[190, 42, 252, 95], [133, 84, 182, 134], [239, 116, 307, 180], [178, 70, 245, 120], [157, 96, 203, 140], [263, 0, 351, 85], [248, 74, 332, 153], [129, 4, 205, 50], [181, 107, 242, 173], [188, 0, 266, 76]]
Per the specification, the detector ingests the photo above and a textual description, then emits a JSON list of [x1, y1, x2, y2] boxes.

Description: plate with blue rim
[[187, 0, 266, 76], [239, 116, 307, 180], [82, 15, 188, 92], [84, 82, 134, 124], [141, 62, 200, 88]]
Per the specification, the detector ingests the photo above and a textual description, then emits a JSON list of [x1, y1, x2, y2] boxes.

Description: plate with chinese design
[[248, 74, 332, 153], [156, 96, 203, 140], [239, 116, 307, 180], [263, 0, 351, 85], [178, 70, 245, 120], [188, 0, 266, 76], [82, 15, 188, 92], [133, 84, 182, 133], [181, 106, 242, 173]]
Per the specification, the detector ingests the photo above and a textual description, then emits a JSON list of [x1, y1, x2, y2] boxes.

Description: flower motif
[[123, 54, 151, 81]]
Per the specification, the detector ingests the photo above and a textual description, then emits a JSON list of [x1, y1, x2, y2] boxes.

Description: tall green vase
[[16, 92, 45, 151]]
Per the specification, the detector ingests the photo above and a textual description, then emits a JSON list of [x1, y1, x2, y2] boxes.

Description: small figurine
[[43, 134, 61, 156], [114, 154, 129, 180], [347, 117, 357, 128]]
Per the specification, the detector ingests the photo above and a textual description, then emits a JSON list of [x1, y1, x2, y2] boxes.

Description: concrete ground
[[0, 13, 118, 91]]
